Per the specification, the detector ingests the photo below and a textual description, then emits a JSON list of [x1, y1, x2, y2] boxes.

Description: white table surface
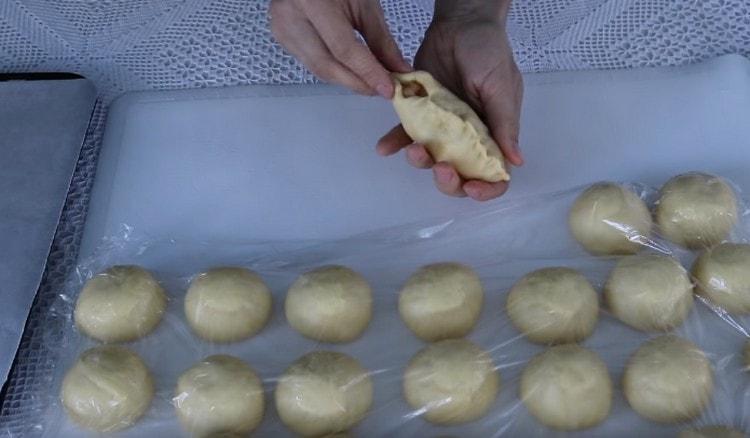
[[81, 54, 750, 255]]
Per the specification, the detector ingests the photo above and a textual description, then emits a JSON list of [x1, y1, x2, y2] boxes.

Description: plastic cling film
[[19, 175, 750, 437]]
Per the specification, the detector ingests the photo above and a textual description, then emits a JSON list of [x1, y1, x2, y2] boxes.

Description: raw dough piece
[[61, 346, 154, 432], [174, 355, 264, 437], [506, 267, 599, 344], [656, 172, 738, 248], [398, 262, 483, 341], [568, 182, 652, 255], [605, 255, 693, 331], [74, 265, 167, 342], [520, 345, 612, 430], [693, 243, 750, 314], [623, 335, 714, 423], [679, 426, 746, 438], [391, 71, 509, 182], [403, 339, 499, 425], [185, 267, 272, 342], [285, 266, 372, 343], [275, 351, 372, 437]]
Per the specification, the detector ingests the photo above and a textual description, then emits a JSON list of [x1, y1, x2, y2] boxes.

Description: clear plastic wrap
[[31, 176, 750, 437]]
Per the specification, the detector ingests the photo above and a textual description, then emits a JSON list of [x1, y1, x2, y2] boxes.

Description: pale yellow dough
[[61, 346, 154, 432], [679, 426, 746, 438], [74, 265, 167, 342], [185, 267, 272, 342], [391, 71, 509, 182], [693, 243, 750, 314], [656, 172, 738, 248], [174, 355, 264, 437], [275, 351, 372, 437], [398, 262, 483, 341], [506, 267, 599, 344], [403, 339, 499, 425], [285, 266, 372, 343], [520, 345, 612, 431], [605, 255, 693, 331], [569, 182, 652, 255], [623, 335, 713, 423]]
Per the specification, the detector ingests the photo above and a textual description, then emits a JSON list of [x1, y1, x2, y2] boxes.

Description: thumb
[[481, 70, 524, 167]]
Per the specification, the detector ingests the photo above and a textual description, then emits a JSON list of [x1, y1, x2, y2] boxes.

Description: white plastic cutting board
[[81, 54, 750, 256]]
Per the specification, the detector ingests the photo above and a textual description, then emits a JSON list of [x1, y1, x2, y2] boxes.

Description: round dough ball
[[656, 173, 738, 248], [74, 265, 167, 342], [679, 426, 746, 438], [398, 262, 483, 341], [285, 266, 372, 343], [507, 267, 599, 344], [61, 346, 153, 432], [403, 339, 499, 425], [520, 345, 612, 430], [605, 255, 693, 331], [185, 267, 272, 342], [174, 355, 264, 436], [623, 335, 714, 423], [275, 351, 372, 436], [569, 182, 652, 255], [693, 243, 750, 314]]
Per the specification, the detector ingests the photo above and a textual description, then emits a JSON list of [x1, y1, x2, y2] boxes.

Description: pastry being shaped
[[391, 71, 510, 182]]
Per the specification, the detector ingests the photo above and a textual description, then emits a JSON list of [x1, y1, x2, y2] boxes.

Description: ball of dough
[[398, 262, 483, 341], [693, 243, 750, 314], [185, 267, 272, 342], [623, 335, 714, 423], [520, 345, 612, 430], [275, 351, 372, 437], [403, 339, 499, 425], [605, 255, 693, 331], [569, 182, 652, 255], [61, 346, 153, 432], [74, 265, 167, 342], [656, 173, 738, 248], [285, 266, 372, 343], [507, 267, 599, 344], [679, 426, 746, 438], [174, 355, 264, 436]]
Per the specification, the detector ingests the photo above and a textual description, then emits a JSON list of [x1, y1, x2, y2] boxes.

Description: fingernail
[[465, 186, 480, 199], [435, 167, 453, 184], [376, 83, 393, 99], [511, 140, 524, 165]]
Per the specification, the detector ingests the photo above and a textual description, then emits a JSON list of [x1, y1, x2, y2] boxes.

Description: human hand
[[377, 1, 524, 201], [269, 0, 411, 98]]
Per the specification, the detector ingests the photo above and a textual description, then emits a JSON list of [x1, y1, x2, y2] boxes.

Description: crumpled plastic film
[[19, 177, 750, 437]]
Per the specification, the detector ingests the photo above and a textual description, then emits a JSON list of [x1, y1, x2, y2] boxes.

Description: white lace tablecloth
[[0, 0, 748, 435], [2, 0, 748, 100]]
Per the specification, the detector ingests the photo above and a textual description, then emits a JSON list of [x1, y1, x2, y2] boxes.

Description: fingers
[[270, 2, 373, 95], [463, 179, 509, 202], [358, 1, 412, 73], [483, 70, 525, 167], [405, 144, 434, 169], [376, 125, 412, 156], [432, 162, 466, 197], [301, 1, 395, 98]]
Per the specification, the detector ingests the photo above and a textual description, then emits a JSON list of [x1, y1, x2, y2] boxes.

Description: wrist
[[433, 0, 511, 25]]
